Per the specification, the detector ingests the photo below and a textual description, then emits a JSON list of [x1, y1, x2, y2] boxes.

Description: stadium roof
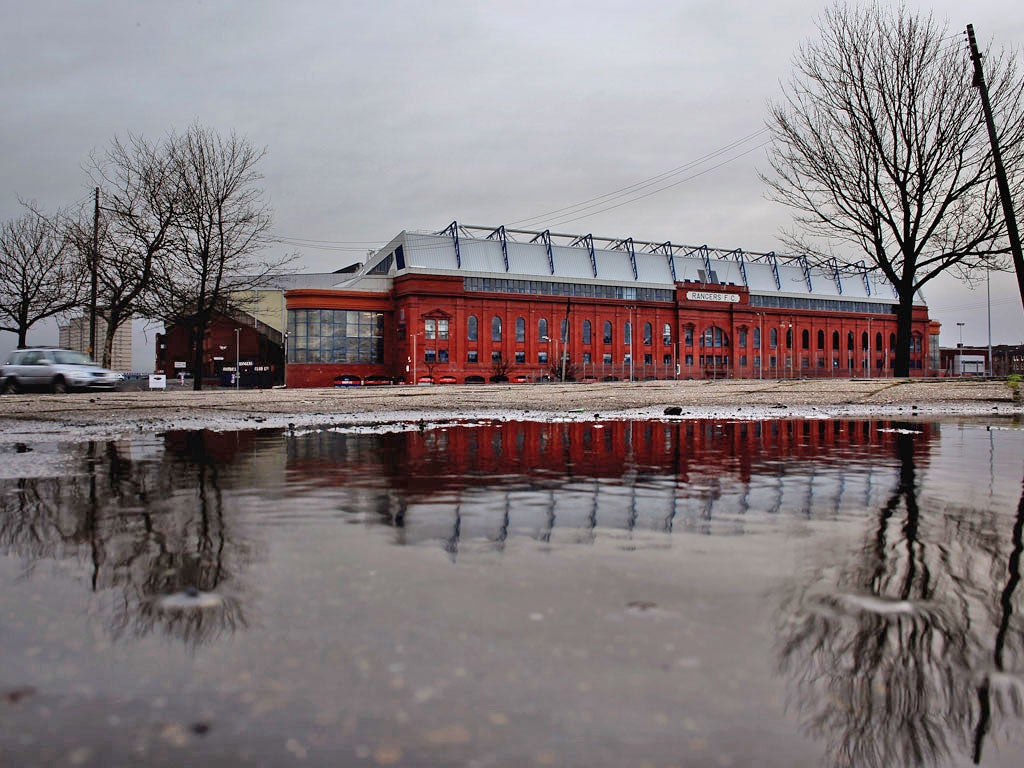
[[331, 222, 921, 305]]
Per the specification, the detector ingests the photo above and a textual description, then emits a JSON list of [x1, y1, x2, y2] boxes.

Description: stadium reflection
[[285, 419, 933, 551]]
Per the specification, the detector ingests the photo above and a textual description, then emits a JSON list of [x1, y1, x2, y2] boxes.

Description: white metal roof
[[348, 225, 922, 306]]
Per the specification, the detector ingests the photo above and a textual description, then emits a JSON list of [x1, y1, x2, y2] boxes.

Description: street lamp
[[234, 327, 240, 390], [957, 322, 965, 377]]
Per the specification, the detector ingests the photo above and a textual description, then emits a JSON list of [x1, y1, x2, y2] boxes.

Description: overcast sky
[[2, 0, 1022, 366]]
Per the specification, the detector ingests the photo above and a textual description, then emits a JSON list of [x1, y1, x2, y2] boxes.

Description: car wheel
[[2, 378, 20, 394], [52, 377, 68, 394]]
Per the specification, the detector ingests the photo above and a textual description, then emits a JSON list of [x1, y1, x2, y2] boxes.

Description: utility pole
[[967, 24, 1024, 310], [90, 187, 99, 359]]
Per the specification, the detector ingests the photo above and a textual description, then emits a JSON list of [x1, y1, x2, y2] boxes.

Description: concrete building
[[283, 223, 937, 387], [58, 316, 132, 371]]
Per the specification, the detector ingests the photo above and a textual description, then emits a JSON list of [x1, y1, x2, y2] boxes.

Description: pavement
[[0, 378, 1019, 441]]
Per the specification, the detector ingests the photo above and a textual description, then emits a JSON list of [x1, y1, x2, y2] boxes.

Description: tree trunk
[[17, 326, 28, 349], [893, 290, 915, 378]]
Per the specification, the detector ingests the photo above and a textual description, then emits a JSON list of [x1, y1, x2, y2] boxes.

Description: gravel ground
[[0, 378, 1019, 441]]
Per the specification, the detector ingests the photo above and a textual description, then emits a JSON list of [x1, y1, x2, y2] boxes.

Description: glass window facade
[[287, 309, 384, 364]]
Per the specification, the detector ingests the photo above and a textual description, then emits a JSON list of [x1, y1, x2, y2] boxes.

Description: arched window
[[643, 322, 652, 345], [582, 320, 592, 345], [889, 332, 896, 351], [603, 321, 613, 344], [861, 332, 868, 350], [467, 315, 478, 342], [663, 323, 672, 345], [492, 316, 502, 342], [802, 329, 810, 350], [875, 332, 883, 351], [911, 333, 923, 353], [832, 330, 840, 350], [702, 326, 728, 347], [560, 318, 569, 343], [624, 321, 632, 345], [515, 317, 525, 343], [786, 328, 793, 349], [817, 330, 825, 350], [538, 318, 548, 341], [770, 328, 778, 348], [848, 331, 855, 351], [753, 327, 761, 349]]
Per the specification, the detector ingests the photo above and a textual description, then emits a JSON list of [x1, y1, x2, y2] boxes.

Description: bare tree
[[143, 125, 283, 390], [0, 205, 83, 348], [67, 134, 180, 368], [764, 4, 1024, 376]]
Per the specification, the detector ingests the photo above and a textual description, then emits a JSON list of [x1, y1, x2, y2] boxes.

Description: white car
[[1, 348, 122, 393]]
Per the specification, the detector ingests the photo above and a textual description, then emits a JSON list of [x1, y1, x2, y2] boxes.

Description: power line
[[543, 140, 772, 230], [508, 127, 769, 228]]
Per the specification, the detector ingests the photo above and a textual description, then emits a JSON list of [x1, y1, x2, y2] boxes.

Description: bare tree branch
[[763, 4, 1024, 375]]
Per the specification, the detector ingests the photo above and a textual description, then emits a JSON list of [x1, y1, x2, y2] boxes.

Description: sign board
[[174, 361, 187, 369], [685, 290, 740, 303], [148, 374, 166, 390]]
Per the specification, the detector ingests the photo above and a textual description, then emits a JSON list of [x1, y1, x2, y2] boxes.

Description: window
[[738, 329, 747, 348], [862, 332, 868, 350], [467, 315, 478, 341], [538, 318, 548, 341], [515, 351, 525, 364], [287, 309, 385, 364], [438, 349, 449, 362], [663, 324, 672, 345], [560, 318, 569, 343], [467, 350, 478, 363], [603, 353, 612, 364], [582, 320, 592, 345], [753, 327, 761, 349], [624, 321, 632, 345], [492, 316, 502, 342], [802, 329, 810, 350], [538, 351, 549, 364], [817, 330, 825, 350], [582, 352, 592, 364], [740, 355, 748, 367], [685, 326, 694, 346], [848, 331, 855, 351], [491, 350, 502, 362], [876, 332, 883, 351], [603, 321, 613, 344], [685, 354, 694, 366], [515, 317, 526, 343], [770, 328, 778, 349], [424, 349, 436, 363], [663, 354, 672, 366], [644, 353, 653, 365], [889, 333, 896, 351], [786, 328, 793, 349], [832, 330, 839, 350], [643, 322, 652, 345], [425, 319, 436, 340]]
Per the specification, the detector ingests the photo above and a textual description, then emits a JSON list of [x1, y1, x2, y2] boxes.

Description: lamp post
[[957, 322, 965, 377], [541, 335, 559, 381], [757, 313, 764, 380], [234, 327, 240, 390]]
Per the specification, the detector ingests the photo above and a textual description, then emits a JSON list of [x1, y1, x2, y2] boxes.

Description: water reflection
[[776, 427, 1024, 767], [0, 432, 257, 647], [288, 419, 927, 550]]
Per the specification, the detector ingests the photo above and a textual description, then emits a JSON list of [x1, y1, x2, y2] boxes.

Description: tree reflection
[[778, 428, 1024, 767], [0, 433, 251, 647]]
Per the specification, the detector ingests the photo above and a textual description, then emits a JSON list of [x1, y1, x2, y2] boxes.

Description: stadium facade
[[282, 222, 938, 387]]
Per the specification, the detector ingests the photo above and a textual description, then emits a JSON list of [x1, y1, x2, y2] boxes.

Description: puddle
[[2, 418, 1024, 766]]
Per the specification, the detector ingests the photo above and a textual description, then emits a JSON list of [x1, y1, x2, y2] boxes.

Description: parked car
[[1, 348, 122, 393]]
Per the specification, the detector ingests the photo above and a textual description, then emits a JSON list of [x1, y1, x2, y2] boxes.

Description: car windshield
[[51, 350, 95, 365]]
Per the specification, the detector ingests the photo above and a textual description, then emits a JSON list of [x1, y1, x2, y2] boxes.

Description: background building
[[284, 223, 936, 387], [59, 316, 133, 371]]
